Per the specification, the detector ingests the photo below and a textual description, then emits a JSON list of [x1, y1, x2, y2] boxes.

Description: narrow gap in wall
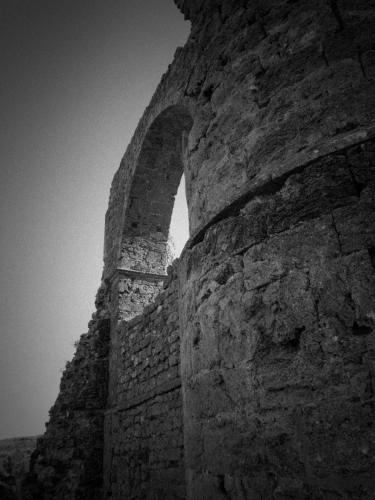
[[168, 174, 189, 261]]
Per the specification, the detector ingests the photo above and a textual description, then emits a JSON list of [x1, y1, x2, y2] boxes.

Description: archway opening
[[168, 174, 189, 262], [120, 105, 192, 276]]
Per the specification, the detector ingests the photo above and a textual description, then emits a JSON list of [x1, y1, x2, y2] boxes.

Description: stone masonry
[[104, 264, 185, 499], [24, 1, 375, 499]]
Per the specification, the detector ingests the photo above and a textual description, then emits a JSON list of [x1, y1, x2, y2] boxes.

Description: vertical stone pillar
[[179, 141, 375, 500], [175, 1, 375, 497], [102, 268, 167, 498]]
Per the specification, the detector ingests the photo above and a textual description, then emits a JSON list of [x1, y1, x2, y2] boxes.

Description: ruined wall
[[22, 287, 110, 500], [174, 2, 375, 496], [102, 0, 375, 287], [103, 105, 192, 280], [0, 436, 38, 500], [181, 0, 375, 235], [25, 0, 375, 498], [179, 138, 375, 499], [104, 265, 185, 499]]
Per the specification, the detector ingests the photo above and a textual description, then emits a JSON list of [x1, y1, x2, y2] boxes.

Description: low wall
[[104, 266, 185, 499], [22, 287, 110, 500]]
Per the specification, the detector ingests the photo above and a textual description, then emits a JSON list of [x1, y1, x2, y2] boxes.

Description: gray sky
[[0, 0, 190, 440]]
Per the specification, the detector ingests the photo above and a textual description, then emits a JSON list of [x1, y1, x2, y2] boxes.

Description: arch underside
[[119, 105, 193, 275]]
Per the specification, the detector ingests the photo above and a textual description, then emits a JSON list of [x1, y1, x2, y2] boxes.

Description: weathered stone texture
[[100, 0, 375, 274], [22, 287, 110, 500], [104, 266, 185, 499], [0, 437, 38, 500], [111, 272, 165, 322], [179, 139, 375, 499], [104, 106, 193, 279], [24, 0, 375, 498], [180, 0, 375, 234]]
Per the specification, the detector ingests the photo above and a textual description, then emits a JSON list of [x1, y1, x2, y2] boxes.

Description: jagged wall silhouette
[[24, 1, 375, 498]]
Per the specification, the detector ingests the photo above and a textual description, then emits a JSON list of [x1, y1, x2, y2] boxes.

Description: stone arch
[[114, 105, 193, 320], [118, 105, 193, 275]]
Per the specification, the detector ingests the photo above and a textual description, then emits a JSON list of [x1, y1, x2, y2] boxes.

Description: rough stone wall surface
[[181, 0, 375, 235], [104, 106, 192, 279], [22, 287, 110, 500], [0, 437, 38, 500], [179, 138, 375, 499], [111, 272, 166, 322], [24, 0, 375, 499], [104, 0, 375, 273], [104, 266, 185, 499]]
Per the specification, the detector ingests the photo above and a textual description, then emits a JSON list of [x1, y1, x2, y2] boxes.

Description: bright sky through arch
[[170, 175, 189, 258], [0, 0, 190, 440]]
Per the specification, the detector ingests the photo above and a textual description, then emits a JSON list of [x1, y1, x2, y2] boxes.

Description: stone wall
[[103, 0, 375, 266], [111, 270, 166, 323], [0, 436, 38, 500], [24, 0, 375, 498], [104, 265, 185, 499], [180, 0, 375, 234], [104, 105, 192, 280], [22, 287, 110, 500], [179, 138, 375, 498]]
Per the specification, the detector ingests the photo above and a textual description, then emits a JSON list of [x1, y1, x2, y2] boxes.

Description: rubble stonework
[[24, 0, 375, 498], [104, 264, 185, 499], [22, 287, 110, 500]]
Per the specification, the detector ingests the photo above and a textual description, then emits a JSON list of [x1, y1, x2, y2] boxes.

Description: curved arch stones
[[25, 1, 375, 499]]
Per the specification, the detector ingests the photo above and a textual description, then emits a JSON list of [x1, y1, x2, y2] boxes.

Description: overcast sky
[[0, 0, 190, 440]]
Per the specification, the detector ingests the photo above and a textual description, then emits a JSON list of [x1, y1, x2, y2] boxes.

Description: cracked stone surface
[[22, 1, 375, 499], [179, 140, 375, 499]]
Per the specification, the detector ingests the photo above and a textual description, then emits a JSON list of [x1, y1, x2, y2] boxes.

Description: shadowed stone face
[[23, 1, 375, 499], [120, 106, 193, 275], [179, 141, 375, 499]]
